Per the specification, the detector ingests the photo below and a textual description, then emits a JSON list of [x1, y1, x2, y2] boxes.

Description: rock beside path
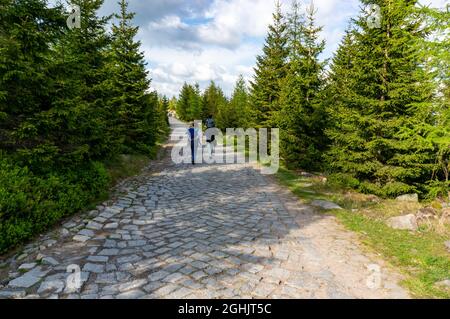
[[396, 194, 419, 203], [445, 241, 450, 252], [311, 200, 343, 210], [387, 214, 418, 231], [434, 279, 450, 289]]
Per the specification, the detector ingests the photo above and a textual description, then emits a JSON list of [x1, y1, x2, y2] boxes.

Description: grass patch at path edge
[[274, 164, 450, 299]]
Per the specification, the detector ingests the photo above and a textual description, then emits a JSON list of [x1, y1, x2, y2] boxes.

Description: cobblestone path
[[0, 118, 410, 299]]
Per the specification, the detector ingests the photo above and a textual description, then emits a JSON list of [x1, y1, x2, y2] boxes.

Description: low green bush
[[0, 157, 109, 254], [358, 181, 417, 198], [327, 173, 360, 189], [423, 180, 450, 200]]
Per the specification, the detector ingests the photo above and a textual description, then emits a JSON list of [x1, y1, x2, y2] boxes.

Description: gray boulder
[[387, 214, 418, 231], [416, 207, 437, 225], [396, 194, 419, 203], [311, 200, 343, 210]]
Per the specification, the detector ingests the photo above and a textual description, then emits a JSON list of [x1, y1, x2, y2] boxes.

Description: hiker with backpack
[[204, 115, 216, 156]]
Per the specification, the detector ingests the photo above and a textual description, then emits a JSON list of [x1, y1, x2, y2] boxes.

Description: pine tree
[[188, 83, 203, 121], [160, 95, 170, 126], [48, 0, 113, 164], [250, 0, 288, 128], [168, 97, 177, 112], [230, 75, 250, 128], [277, 1, 326, 170], [107, 0, 155, 154], [420, 5, 450, 195], [218, 75, 249, 129], [0, 0, 66, 172], [325, 0, 436, 197], [177, 83, 193, 121], [202, 81, 227, 120]]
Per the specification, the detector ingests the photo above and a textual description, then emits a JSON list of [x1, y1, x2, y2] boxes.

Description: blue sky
[[71, 0, 447, 97]]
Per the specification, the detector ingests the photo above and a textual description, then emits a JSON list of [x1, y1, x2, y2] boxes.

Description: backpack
[[205, 118, 215, 128]]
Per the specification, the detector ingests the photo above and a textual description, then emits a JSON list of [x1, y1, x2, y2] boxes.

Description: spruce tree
[[277, 1, 326, 170], [107, 0, 155, 154], [177, 83, 193, 121], [160, 95, 170, 126], [421, 5, 450, 195], [0, 0, 65, 172], [188, 83, 203, 121], [230, 75, 250, 128], [49, 0, 113, 164], [202, 81, 227, 120], [168, 97, 177, 113], [249, 0, 288, 127], [325, 0, 436, 197], [217, 75, 249, 129]]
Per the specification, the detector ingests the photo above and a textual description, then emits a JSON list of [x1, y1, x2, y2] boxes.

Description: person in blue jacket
[[187, 122, 200, 165]]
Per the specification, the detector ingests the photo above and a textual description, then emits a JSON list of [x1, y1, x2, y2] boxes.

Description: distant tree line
[[175, 75, 251, 130]]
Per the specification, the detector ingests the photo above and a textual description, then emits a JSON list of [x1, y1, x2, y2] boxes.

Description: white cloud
[[50, 0, 448, 97], [145, 41, 261, 97], [149, 15, 187, 29], [139, 0, 363, 96], [198, 0, 275, 45]]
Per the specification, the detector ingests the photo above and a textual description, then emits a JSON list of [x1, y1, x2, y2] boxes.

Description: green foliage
[[105, 0, 158, 155], [420, 6, 450, 196], [0, 0, 66, 167], [51, 0, 115, 161], [328, 173, 361, 189], [276, 164, 450, 298], [218, 75, 250, 129], [0, 156, 109, 253], [177, 81, 230, 124], [189, 83, 203, 120], [276, 1, 327, 170], [0, 0, 168, 252], [159, 96, 170, 126], [324, 0, 440, 198], [176, 83, 193, 121], [249, 0, 289, 128], [224, 75, 250, 128], [202, 81, 227, 121]]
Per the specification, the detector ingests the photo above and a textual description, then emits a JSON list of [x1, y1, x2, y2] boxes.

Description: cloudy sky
[[89, 0, 447, 97]]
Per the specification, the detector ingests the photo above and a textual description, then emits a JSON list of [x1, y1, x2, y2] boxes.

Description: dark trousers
[[190, 141, 195, 163]]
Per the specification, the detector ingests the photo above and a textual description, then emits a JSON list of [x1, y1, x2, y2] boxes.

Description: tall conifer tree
[[176, 83, 192, 121], [188, 83, 202, 121], [0, 0, 65, 172], [107, 0, 155, 154], [49, 0, 113, 163], [277, 1, 326, 170], [420, 5, 450, 194], [202, 81, 227, 120], [325, 0, 436, 197], [216, 75, 249, 129], [250, 0, 288, 127]]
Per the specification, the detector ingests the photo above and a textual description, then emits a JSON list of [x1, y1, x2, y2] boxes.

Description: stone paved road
[[0, 118, 410, 299]]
